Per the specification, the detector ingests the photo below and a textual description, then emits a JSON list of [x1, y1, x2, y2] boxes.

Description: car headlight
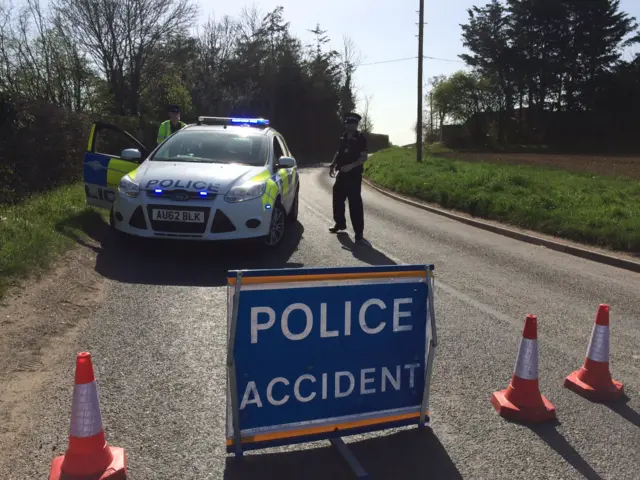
[[118, 174, 140, 198], [224, 182, 266, 203]]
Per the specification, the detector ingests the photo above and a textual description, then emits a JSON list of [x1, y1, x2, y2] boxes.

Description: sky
[[198, 0, 640, 146]]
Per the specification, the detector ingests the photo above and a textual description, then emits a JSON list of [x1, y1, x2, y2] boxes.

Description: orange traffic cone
[[564, 304, 624, 402], [49, 352, 126, 480], [491, 314, 556, 423]]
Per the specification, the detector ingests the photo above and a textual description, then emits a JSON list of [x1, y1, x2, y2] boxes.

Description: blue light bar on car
[[230, 117, 269, 126], [197, 116, 270, 127], [154, 189, 163, 194], [199, 191, 208, 196]]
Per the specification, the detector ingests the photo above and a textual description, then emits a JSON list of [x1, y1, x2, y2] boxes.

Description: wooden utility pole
[[417, 0, 424, 162]]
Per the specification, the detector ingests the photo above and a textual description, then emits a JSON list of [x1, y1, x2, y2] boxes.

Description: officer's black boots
[[354, 235, 370, 247], [329, 225, 347, 233]]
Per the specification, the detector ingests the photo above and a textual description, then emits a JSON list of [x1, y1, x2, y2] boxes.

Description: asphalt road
[[3, 164, 640, 479]]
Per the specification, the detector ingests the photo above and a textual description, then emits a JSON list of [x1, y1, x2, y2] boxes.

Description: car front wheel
[[108, 206, 128, 244], [287, 187, 299, 223], [264, 201, 286, 247]]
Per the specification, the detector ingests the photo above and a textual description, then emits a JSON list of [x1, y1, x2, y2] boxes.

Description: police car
[[83, 116, 299, 247]]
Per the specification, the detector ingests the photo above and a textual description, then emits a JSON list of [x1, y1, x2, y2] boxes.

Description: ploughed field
[[438, 152, 640, 180]]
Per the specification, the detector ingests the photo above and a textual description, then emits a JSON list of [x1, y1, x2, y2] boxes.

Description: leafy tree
[[429, 75, 457, 127], [458, 0, 639, 148], [563, 0, 637, 110], [460, 0, 516, 140]]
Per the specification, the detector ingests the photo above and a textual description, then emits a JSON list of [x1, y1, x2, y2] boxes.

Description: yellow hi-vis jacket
[[157, 119, 186, 144]]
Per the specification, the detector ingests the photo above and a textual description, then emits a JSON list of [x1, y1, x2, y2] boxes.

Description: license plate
[[152, 209, 205, 223]]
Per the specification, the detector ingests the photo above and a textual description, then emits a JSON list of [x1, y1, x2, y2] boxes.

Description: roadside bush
[[0, 95, 161, 206], [0, 96, 90, 205]]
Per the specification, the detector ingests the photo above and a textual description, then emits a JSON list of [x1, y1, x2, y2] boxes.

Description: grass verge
[[364, 147, 640, 254], [0, 183, 104, 299]]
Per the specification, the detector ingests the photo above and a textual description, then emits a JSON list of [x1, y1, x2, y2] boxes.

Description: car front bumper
[[112, 189, 273, 240]]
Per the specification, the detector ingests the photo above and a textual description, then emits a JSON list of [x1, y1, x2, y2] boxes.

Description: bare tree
[[360, 93, 373, 134], [0, 2, 32, 96], [192, 14, 240, 112], [52, 0, 199, 115], [341, 35, 362, 75], [198, 15, 239, 70], [339, 35, 361, 114], [0, 1, 17, 94], [0, 0, 49, 100], [0, 0, 89, 108], [237, 4, 262, 42]]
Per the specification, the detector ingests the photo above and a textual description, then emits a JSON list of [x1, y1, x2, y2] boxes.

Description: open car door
[[84, 121, 148, 209], [273, 134, 298, 210]]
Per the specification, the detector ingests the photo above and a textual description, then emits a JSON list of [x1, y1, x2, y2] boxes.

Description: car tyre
[[108, 207, 128, 244], [287, 187, 299, 223], [264, 200, 286, 248]]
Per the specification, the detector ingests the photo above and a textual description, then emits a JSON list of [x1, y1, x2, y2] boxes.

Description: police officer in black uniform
[[329, 112, 368, 243]]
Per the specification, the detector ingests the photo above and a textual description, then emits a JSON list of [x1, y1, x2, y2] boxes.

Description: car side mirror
[[277, 156, 296, 168], [121, 148, 142, 161]]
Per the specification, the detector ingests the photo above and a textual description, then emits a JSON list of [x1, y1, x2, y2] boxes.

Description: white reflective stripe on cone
[[69, 380, 104, 438], [586, 324, 610, 363], [514, 338, 539, 380]]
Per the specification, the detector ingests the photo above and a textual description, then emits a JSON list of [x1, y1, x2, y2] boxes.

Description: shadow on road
[[603, 394, 640, 428], [336, 233, 398, 266], [223, 427, 462, 480], [55, 210, 304, 287], [529, 421, 604, 480]]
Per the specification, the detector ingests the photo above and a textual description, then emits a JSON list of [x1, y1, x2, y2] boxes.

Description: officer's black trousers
[[333, 173, 364, 237]]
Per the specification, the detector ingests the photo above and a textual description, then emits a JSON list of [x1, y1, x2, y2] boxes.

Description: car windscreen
[[150, 130, 269, 166]]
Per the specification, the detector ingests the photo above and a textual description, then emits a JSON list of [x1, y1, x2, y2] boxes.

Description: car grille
[[146, 205, 210, 233], [145, 189, 216, 202]]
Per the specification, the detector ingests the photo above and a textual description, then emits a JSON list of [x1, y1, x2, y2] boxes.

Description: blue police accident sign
[[225, 264, 437, 453]]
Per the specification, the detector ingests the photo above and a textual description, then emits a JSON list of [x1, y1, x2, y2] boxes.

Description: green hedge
[[0, 96, 160, 206]]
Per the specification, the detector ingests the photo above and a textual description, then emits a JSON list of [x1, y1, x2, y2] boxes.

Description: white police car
[[83, 117, 299, 247]]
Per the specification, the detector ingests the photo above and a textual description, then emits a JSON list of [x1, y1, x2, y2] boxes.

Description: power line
[[425, 55, 466, 64], [359, 55, 465, 66], [360, 56, 417, 66]]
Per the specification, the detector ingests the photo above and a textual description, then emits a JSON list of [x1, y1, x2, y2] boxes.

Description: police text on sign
[[250, 297, 414, 344]]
